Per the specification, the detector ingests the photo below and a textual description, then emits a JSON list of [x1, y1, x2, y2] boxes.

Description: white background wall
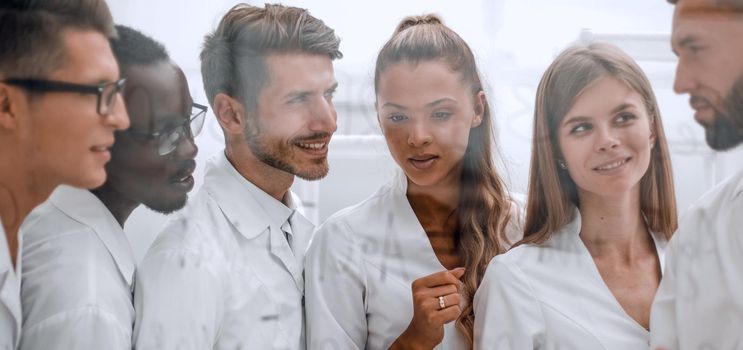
[[107, 0, 743, 262]]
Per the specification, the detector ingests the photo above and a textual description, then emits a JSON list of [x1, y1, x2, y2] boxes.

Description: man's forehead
[[124, 63, 190, 125], [675, 0, 743, 19]]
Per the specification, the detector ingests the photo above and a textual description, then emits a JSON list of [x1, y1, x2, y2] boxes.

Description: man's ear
[[0, 83, 21, 130], [471, 90, 486, 128], [213, 93, 247, 135]]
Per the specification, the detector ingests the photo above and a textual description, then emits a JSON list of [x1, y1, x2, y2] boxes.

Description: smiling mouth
[[593, 157, 631, 171], [296, 141, 326, 150]]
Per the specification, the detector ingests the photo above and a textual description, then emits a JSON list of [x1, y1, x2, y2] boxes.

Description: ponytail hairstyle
[[374, 14, 514, 346]]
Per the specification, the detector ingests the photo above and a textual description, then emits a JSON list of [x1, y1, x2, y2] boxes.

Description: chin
[[71, 171, 108, 190], [293, 161, 330, 181], [145, 194, 188, 214]]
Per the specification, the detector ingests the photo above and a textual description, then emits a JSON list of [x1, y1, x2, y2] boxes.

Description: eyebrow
[[380, 102, 406, 110], [561, 103, 636, 126], [326, 82, 339, 92], [283, 82, 339, 101], [672, 35, 698, 55], [381, 97, 458, 111]]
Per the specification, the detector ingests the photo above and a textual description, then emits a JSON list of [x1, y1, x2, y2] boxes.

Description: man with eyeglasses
[[17, 25, 203, 350], [133, 3, 341, 349], [0, 1, 128, 348], [650, 0, 743, 349]]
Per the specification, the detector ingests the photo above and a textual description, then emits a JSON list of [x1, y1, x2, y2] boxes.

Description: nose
[[174, 133, 199, 160], [408, 119, 432, 147], [595, 126, 619, 152], [673, 58, 696, 95], [308, 96, 337, 134], [107, 93, 130, 130]]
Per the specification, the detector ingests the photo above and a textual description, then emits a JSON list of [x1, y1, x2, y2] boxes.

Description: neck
[[90, 184, 140, 227], [0, 150, 57, 267], [577, 186, 652, 262], [225, 145, 293, 202], [406, 171, 461, 221]]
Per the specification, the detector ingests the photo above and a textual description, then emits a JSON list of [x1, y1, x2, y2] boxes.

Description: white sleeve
[[474, 258, 545, 350], [133, 246, 225, 350], [650, 237, 680, 350], [19, 307, 130, 350], [304, 219, 366, 350]]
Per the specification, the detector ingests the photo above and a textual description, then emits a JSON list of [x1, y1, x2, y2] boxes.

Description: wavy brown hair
[[523, 43, 677, 246], [374, 14, 514, 346]]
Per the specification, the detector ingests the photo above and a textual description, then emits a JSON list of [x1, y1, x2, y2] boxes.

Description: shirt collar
[[203, 152, 295, 240], [47, 185, 136, 286]]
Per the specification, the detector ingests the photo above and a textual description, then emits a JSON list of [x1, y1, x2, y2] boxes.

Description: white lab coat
[[18, 185, 136, 350], [651, 169, 743, 349], [474, 208, 666, 350], [133, 152, 314, 350], [305, 172, 523, 350], [0, 218, 21, 350]]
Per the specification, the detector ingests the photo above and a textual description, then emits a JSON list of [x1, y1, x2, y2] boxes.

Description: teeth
[[92, 146, 107, 152], [596, 159, 626, 171], [297, 142, 325, 150]]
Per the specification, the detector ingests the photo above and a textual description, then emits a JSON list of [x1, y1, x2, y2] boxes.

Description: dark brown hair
[[375, 14, 514, 346], [200, 3, 342, 112]]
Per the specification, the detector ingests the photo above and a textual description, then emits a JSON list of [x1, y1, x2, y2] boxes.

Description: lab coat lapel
[[205, 153, 305, 292], [268, 224, 304, 293], [48, 186, 136, 287]]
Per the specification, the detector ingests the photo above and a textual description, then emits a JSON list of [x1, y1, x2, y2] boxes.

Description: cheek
[[382, 127, 407, 157]]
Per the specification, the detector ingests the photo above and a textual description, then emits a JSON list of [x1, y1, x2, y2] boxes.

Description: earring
[[558, 160, 567, 170]]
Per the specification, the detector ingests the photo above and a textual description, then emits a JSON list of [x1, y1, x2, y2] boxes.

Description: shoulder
[[674, 170, 743, 243], [312, 183, 396, 241], [22, 200, 93, 246]]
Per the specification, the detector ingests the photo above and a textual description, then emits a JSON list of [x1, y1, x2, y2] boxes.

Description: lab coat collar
[[48, 185, 136, 287], [203, 152, 310, 291], [560, 206, 667, 269], [556, 206, 665, 338], [387, 170, 450, 275], [0, 219, 21, 344]]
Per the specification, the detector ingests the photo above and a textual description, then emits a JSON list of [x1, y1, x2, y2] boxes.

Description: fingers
[[434, 304, 462, 324], [438, 292, 461, 311], [412, 268, 466, 289]]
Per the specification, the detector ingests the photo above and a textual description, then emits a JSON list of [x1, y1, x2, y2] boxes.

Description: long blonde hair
[[523, 43, 677, 245], [374, 14, 513, 345]]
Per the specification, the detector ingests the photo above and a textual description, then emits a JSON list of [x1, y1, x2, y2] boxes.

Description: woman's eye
[[432, 111, 452, 120], [615, 113, 637, 124], [570, 123, 591, 134], [389, 114, 406, 122]]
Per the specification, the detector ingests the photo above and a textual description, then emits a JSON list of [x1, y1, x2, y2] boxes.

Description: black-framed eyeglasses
[[2, 78, 126, 116], [126, 102, 207, 156]]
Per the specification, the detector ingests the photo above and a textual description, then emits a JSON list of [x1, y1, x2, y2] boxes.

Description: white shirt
[[474, 209, 666, 350], [305, 172, 522, 350], [0, 217, 21, 350], [133, 152, 314, 350], [651, 169, 743, 349], [18, 185, 136, 350]]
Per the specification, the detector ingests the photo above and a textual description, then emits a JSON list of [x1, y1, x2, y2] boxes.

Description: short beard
[[707, 75, 743, 151], [244, 119, 330, 181], [144, 194, 188, 215]]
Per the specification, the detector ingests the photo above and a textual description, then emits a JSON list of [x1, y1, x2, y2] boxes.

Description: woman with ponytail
[[305, 14, 521, 350]]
